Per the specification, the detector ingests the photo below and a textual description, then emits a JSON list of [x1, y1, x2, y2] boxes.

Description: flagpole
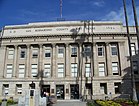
[[123, 0, 138, 102]]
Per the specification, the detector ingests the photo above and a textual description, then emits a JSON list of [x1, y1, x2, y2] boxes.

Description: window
[[8, 48, 14, 59], [111, 44, 118, 56], [45, 49, 51, 57], [32, 49, 38, 58], [44, 64, 51, 77], [131, 43, 136, 55], [114, 82, 121, 94], [58, 64, 64, 77], [100, 83, 107, 94], [71, 63, 77, 77], [16, 84, 22, 94], [18, 64, 25, 78], [20, 48, 26, 59], [3, 84, 9, 95], [71, 46, 77, 57], [85, 63, 91, 77], [112, 62, 119, 75], [6, 64, 13, 78], [84, 45, 91, 57], [58, 47, 64, 58], [98, 44, 104, 56], [31, 64, 38, 77], [133, 61, 138, 74], [98, 63, 105, 76]]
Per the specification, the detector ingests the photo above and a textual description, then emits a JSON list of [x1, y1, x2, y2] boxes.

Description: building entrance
[[70, 84, 79, 99], [56, 85, 64, 99]]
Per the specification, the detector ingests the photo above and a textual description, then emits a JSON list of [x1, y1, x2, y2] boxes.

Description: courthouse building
[[0, 20, 139, 100]]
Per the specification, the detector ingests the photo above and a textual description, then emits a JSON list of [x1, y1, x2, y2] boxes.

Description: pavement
[[52, 100, 87, 106]]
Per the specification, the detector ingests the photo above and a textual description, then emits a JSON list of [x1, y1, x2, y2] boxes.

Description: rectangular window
[[112, 62, 119, 75], [45, 49, 51, 57], [98, 63, 105, 76], [58, 64, 64, 77], [16, 84, 22, 94], [100, 83, 107, 94], [114, 82, 121, 94], [20, 48, 26, 59], [32, 49, 38, 58], [58, 47, 64, 58], [71, 46, 77, 57], [8, 48, 14, 59], [84, 45, 91, 57], [133, 61, 138, 74], [6, 64, 13, 78], [71, 63, 77, 77], [131, 43, 136, 55], [111, 44, 118, 56], [31, 64, 38, 77], [98, 45, 104, 56], [44, 64, 51, 77], [19, 64, 25, 78], [3, 84, 9, 95], [85, 63, 91, 77]]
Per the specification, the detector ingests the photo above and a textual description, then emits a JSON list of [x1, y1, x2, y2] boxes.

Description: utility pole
[[132, 0, 139, 54], [123, 0, 138, 102]]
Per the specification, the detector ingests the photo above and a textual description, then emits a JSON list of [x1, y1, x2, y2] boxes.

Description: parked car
[[48, 95, 57, 104]]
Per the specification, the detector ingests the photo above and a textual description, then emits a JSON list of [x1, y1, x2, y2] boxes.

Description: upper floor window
[[20, 48, 26, 59], [32, 49, 38, 58], [18, 64, 25, 78], [71, 46, 77, 57], [84, 45, 91, 57], [85, 63, 91, 77], [131, 43, 136, 55], [8, 48, 14, 59], [71, 63, 77, 77], [111, 44, 118, 56], [31, 64, 38, 77], [112, 62, 119, 75], [98, 63, 105, 76], [44, 64, 51, 77], [114, 82, 121, 94], [133, 61, 138, 74], [57, 64, 64, 78], [6, 64, 13, 78], [98, 44, 104, 56], [58, 47, 64, 58], [45, 49, 51, 58]]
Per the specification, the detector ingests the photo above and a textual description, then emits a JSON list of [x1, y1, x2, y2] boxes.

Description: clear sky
[[0, 0, 139, 29]]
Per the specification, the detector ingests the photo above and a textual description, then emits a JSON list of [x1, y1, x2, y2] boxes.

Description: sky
[[0, 0, 139, 29]]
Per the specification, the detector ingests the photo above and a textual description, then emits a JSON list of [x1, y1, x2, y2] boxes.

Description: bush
[[96, 100, 121, 106]]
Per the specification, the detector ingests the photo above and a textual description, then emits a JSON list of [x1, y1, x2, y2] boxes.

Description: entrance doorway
[[70, 84, 79, 99], [56, 85, 64, 99], [42, 85, 50, 97]]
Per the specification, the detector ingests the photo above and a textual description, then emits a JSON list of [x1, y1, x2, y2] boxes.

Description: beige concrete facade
[[0, 21, 139, 100]]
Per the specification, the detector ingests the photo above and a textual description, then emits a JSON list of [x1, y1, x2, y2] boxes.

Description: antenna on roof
[[57, 0, 65, 21]]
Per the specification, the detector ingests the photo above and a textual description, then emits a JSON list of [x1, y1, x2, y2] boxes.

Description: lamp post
[[123, 0, 138, 102]]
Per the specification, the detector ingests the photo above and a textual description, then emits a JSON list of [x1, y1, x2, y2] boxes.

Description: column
[[52, 44, 56, 78], [65, 43, 70, 77], [118, 42, 124, 76], [13, 45, 18, 78], [26, 44, 31, 78], [93, 42, 98, 77], [105, 42, 112, 76], [39, 44, 43, 74]]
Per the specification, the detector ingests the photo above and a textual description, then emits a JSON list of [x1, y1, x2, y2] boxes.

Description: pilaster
[[65, 43, 70, 77], [26, 44, 30, 78], [52, 44, 56, 78], [13, 45, 18, 78]]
